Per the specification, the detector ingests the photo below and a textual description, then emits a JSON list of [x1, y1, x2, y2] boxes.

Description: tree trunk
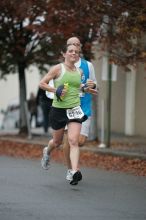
[[88, 95, 98, 141], [18, 62, 28, 135]]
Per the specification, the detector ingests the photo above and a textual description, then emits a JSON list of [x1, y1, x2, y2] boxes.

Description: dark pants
[[30, 112, 37, 127], [40, 99, 53, 133]]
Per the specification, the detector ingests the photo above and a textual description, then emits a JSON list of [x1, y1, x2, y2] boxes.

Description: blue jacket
[[80, 58, 92, 117]]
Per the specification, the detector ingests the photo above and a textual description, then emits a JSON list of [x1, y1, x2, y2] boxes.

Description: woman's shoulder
[[49, 63, 61, 76], [51, 63, 62, 71]]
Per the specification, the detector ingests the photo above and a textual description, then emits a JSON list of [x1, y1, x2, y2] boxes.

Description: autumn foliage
[[0, 0, 146, 133]]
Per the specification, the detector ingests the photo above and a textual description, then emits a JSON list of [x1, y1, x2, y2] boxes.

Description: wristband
[[55, 83, 69, 101], [81, 84, 88, 92]]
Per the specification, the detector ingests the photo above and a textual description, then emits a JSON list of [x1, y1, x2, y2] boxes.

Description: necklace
[[64, 63, 76, 71]]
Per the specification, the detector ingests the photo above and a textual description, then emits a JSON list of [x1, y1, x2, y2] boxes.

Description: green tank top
[[52, 64, 81, 108]]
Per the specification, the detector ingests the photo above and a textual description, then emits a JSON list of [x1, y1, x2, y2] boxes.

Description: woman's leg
[[63, 131, 72, 169], [47, 127, 65, 154], [41, 127, 65, 170], [67, 122, 81, 171]]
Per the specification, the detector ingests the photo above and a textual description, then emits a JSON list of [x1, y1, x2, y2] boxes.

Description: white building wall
[[93, 49, 146, 138], [135, 64, 146, 136], [0, 66, 41, 111]]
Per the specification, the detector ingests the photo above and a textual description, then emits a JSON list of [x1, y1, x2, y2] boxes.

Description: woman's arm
[[39, 64, 61, 94]]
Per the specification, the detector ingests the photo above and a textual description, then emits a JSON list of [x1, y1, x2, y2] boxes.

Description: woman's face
[[64, 45, 80, 63]]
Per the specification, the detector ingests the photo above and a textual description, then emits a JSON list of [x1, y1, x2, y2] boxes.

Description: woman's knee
[[53, 139, 62, 147], [68, 137, 78, 147], [79, 135, 87, 147]]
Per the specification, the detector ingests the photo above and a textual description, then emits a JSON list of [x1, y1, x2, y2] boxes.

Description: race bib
[[66, 106, 84, 120]]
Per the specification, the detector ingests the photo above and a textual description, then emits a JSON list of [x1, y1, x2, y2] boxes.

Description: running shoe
[[66, 169, 73, 181], [41, 147, 50, 170], [77, 170, 82, 181], [70, 170, 82, 185]]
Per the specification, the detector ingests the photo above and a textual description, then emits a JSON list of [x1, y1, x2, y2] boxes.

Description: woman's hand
[[81, 79, 98, 95], [86, 79, 96, 89], [84, 87, 98, 95], [56, 83, 69, 101]]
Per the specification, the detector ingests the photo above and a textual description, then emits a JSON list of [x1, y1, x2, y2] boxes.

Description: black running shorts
[[49, 107, 87, 130]]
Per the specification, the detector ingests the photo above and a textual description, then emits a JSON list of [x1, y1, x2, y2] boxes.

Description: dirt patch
[[0, 139, 146, 177]]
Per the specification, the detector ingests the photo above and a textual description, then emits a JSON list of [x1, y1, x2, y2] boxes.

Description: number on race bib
[[66, 106, 84, 120]]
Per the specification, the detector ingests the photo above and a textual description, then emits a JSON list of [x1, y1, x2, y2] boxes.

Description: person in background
[[63, 37, 98, 182], [36, 87, 53, 133], [27, 92, 37, 128]]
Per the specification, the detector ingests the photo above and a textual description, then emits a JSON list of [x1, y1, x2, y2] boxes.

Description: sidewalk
[[0, 127, 146, 176], [1, 127, 146, 159]]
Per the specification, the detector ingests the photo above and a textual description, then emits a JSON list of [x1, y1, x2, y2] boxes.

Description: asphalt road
[[0, 156, 146, 220]]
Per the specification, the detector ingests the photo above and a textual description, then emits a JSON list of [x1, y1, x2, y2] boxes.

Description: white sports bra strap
[[76, 67, 81, 74], [61, 63, 66, 74]]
